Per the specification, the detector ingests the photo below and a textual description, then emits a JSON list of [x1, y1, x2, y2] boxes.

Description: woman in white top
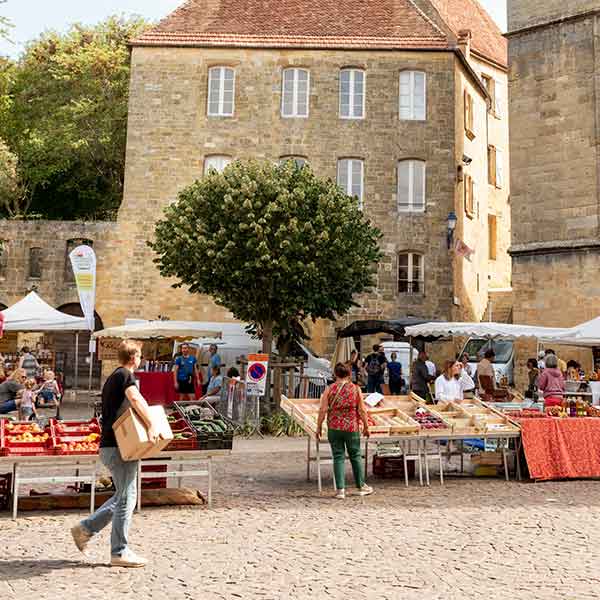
[[434, 360, 475, 403]]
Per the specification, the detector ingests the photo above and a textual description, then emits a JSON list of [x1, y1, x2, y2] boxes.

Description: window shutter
[[464, 90, 469, 132], [496, 148, 504, 188], [397, 161, 411, 211], [488, 146, 496, 185], [414, 71, 426, 120], [399, 71, 411, 119]]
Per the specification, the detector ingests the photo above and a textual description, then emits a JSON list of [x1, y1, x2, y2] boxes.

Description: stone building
[[508, 0, 600, 378], [0, 0, 511, 372]]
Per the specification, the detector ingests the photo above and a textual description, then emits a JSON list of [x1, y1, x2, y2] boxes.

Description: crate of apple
[[413, 408, 448, 431], [57, 440, 99, 455]]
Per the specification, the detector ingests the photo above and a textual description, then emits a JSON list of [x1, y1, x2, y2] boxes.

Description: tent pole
[[409, 337, 414, 391], [75, 332, 79, 390], [88, 347, 93, 392]]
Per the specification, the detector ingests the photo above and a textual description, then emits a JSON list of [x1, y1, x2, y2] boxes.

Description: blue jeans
[[80, 447, 139, 557], [367, 374, 382, 394], [0, 400, 16, 414]]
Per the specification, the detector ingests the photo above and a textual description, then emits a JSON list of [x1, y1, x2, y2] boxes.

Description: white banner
[[69, 245, 97, 332], [245, 353, 269, 396]]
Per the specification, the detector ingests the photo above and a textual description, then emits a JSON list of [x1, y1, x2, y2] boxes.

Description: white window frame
[[398, 252, 424, 295], [281, 68, 310, 118], [397, 160, 426, 213], [339, 69, 366, 120], [204, 155, 232, 174], [207, 66, 235, 117], [337, 159, 364, 210], [399, 70, 426, 121]]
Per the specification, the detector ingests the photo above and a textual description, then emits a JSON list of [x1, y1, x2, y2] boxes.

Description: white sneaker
[[335, 489, 345, 499], [71, 524, 92, 554], [358, 485, 374, 497], [111, 550, 148, 568]]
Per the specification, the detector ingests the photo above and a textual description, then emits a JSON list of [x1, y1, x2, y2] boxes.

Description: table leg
[[423, 440, 430, 486], [90, 461, 96, 513], [12, 463, 19, 520], [516, 437, 522, 481], [502, 439, 509, 482], [306, 436, 311, 482], [207, 457, 213, 508], [136, 462, 142, 513], [316, 438, 322, 493], [460, 441, 464, 473]]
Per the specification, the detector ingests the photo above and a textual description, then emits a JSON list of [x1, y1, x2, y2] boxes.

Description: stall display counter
[[135, 371, 201, 406]]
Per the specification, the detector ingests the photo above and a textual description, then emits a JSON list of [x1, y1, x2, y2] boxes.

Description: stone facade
[[508, 1, 600, 386]]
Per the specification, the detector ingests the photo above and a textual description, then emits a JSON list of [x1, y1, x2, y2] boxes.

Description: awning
[[337, 318, 434, 339], [404, 321, 570, 340], [542, 316, 600, 347], [93, 320, 222, 341], [1, 291, 88, 332]]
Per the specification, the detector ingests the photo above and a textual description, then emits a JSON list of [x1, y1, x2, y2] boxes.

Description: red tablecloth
[[521, 418, 600, 480], [135, 372, 200, 406]]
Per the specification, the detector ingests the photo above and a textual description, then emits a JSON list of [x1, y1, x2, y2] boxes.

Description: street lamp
[[447, 211, 457, 249]]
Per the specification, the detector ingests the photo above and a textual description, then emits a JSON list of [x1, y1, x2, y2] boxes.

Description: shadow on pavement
[[0, 559, 106, 579]]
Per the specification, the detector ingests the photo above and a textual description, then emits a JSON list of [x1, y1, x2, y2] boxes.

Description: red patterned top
[[326, 381, 362, 432]]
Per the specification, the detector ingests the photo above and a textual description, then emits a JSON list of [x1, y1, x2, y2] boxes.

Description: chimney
[[457, 29, 472, 60]]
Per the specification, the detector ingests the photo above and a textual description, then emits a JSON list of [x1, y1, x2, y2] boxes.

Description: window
[[488, 146, 504, 188], [204, 155, 232, 174], [207, 67, 235, 117], [488, 215, 498, 260], [0, 240, 7, 280], [397, 160, 426, 212], [464, 174, 474, 219], [281, 68, 310, 118], [28, 247, 43, 279], [464, 90, 475, 139], [398, 252, 424, 294], [482, 74, 503, 119], [340, 69, 365, 119], [65, 238, 93, 283], [279, 156, 308, 169], [399, 71, 426, 120], [337, 159, 364, 209]]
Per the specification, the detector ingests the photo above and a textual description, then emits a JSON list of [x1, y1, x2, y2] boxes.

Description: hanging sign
[[245, 353, 269, 395], [69, 245, 97, 332]]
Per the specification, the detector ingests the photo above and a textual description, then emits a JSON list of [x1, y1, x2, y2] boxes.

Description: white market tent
[[404, 321, 570, 340], [92, 320, 222, 341], [543, 316, 600, 348], [1, 291, 87, 331]]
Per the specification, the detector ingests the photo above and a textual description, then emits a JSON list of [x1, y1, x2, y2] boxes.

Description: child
[[18, 379, 38, 421], [37, 370, 61, 408]]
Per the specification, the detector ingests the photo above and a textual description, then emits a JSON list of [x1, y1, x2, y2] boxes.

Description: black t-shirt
[[365, 353, 387, 375], [100, 367, 137, 448]]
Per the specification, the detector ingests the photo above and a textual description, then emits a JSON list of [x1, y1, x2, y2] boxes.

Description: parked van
[[460, 337, 515, 385]]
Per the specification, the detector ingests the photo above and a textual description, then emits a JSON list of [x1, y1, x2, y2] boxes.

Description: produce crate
[[174, 401, 234, 450], [165, 414, 198, 451], [50, 418, 100, 455], [0, 420, 55, 456], [51, 418, 101, 435]]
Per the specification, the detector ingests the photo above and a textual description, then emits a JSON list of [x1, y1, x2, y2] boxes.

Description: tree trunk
[[262, 321, 273, 356]]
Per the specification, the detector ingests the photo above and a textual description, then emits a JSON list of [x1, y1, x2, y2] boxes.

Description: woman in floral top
[[317, 362, 373, 499]]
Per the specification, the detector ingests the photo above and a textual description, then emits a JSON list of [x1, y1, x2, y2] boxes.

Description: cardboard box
[[113, 406, 173, 461]]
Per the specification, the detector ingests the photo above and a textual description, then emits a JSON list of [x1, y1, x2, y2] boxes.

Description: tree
[[0, 138, 27, 216], [0, 16, 150, 220], [150, 160, 383, 354]]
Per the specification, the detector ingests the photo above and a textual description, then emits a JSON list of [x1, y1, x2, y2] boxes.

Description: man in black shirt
[[411, 350, 435, 400], [71, 340, 158, 568], [364, 344, 387, 394]]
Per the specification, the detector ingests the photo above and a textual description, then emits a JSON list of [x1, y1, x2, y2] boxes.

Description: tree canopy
[[150, 160, 383, 353], [0, 16, 150, 220]]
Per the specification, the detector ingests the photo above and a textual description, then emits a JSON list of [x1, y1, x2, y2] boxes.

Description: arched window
[[399, 71, 426, 121], [207, 66, 235, 117], [397, 160, 426, 212], [337, 158, 364, 210], [398, 252, 424, 294], [29, 247, 43, 279], [281, 68, 310, 118], [204, 155, 232, 174], [279, 156, 308, 169], [340, 69, 365, 119]]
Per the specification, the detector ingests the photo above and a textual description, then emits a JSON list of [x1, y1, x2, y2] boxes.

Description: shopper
[[18, 379, 38, 421], [434, 360, 475, 403], [411, 351, 434, 401], [207, 344, 222, 384], [349, 350, 362, 385], [0, 368, 26, 414], [173, 343, 201, 401], [201, 366, 223, 404], [537, 354, 565, 407], [18, 347, 39, 379], [387, 352, 404, 395], [37, 370, 61, 408], [316, 362, 373, 499], [477, 349, 496, 394], [525, 358, 539, 399], [71, 340, 159, 568], [364, 344, 386, 394], [460, 352, 473, 377], [545, 349, 567, 376]]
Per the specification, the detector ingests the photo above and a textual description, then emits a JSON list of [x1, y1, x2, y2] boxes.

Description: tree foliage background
[[0, 16, 150, 220], [150, 160, 383, 353]]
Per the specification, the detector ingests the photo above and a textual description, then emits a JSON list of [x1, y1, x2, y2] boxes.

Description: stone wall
[[509, 0, 600, 31]]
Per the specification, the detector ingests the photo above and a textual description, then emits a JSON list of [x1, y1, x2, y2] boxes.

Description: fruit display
[[174, 401, 234, 450], [505, 409, 548, 421], [0, 420, 54, 456], [412, 407, 448, 430], [52, 419, 102, 455]]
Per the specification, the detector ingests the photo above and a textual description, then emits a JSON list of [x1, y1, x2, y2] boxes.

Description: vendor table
[[136, 371, 201, 406], [521, 418, 600, 481], [0, 449, 230, 519]]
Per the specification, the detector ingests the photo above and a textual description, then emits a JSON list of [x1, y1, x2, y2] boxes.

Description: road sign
[[246, 353, 269, 395]]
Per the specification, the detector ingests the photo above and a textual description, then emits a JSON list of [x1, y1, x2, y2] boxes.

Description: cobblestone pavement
[[1, 405, 600, 599]]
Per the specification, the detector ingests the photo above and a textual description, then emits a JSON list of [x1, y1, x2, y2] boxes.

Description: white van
[[460, 337, 515, 385]]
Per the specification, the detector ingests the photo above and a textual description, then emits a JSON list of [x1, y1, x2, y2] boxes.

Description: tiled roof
[[428, 0, 507, 66], [132, 0, 506, 67]]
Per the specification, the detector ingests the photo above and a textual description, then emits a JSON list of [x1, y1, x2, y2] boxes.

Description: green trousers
[[327, 429, 364, 490]]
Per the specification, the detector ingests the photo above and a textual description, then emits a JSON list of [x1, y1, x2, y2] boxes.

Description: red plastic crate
[[0, 420, 55, 456], [51, 418, 100, 436], [165, 417, 198, 451]]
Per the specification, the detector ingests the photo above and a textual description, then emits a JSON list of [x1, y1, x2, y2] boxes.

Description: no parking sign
[[246, 354, 269, 395]]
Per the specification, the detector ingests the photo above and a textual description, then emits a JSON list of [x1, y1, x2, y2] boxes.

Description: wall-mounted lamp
[[447, 211, 457, 249]]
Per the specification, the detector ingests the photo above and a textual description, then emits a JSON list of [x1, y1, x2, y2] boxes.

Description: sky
[[0, 0, 508, 59]]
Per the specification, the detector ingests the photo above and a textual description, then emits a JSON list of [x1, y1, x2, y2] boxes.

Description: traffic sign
[[246, 353, 269, 395]]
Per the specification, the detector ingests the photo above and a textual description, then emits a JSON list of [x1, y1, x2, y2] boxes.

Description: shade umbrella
[[331, 336, 357, 366]]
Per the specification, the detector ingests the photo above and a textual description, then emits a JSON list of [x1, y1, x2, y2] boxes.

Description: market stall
[[93, 321, 222, 405], [281, 393, 521, 491]]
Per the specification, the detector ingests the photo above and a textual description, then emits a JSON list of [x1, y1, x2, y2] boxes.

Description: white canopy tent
[[92, 321, 222, 341], [1, 291, 87, 331], [542, 316, 600, 348], [405, 321, 570, 340]]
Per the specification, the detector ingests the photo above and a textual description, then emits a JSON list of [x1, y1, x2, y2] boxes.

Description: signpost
[[245, 354, 269, 436]]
